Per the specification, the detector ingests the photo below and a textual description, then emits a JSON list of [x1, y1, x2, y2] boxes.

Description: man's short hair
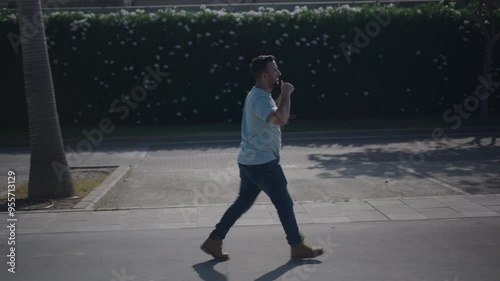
[[250, 55, 276, 80]]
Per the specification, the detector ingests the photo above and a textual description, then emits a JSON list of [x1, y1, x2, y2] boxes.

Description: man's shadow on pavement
[[192, 259, 228, 281], [255, 259, 322, 281], [192, 258, 322, 281]]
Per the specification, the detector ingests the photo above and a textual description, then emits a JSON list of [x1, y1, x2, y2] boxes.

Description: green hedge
[[1, 4, 499, 128]]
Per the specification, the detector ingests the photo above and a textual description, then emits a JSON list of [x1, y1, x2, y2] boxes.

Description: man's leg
[[247, 159, 301, 246], [209, 164, 261, 240], [249, 159, 323, 258]]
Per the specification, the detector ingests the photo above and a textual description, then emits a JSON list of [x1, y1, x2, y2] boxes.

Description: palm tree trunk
[[17, 0, 74, 199]]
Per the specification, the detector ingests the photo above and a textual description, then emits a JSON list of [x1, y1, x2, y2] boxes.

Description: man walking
[[201, 55, 324, 260]]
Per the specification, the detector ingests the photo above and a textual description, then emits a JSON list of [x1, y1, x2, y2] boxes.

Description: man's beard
[[270, 79, 279, 90]]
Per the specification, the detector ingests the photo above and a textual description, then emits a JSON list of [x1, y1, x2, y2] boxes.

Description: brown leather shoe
[[200, 237, 230, 260], [291, 238, 324, 259]]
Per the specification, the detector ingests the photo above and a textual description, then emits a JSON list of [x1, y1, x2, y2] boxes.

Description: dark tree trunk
[[17, 0, 74, 199]]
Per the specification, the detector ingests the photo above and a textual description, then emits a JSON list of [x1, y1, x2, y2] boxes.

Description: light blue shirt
[[237, 87, 281, 165]]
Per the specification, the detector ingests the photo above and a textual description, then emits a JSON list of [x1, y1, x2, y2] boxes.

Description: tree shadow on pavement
[[254, 259, 322, 281], [192, 259, 228, 281], [306, 136, 500, 192]]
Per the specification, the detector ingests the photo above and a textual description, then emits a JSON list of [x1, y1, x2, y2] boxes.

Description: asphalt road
[[1, 217, 499, 281]]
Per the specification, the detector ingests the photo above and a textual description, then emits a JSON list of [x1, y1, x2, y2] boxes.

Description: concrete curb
[[73, 165, 131, 210]]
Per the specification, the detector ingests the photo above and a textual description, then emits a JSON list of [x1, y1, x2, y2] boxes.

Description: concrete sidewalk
[[1, 217, 499, 281], [1, 195, 499, 235]]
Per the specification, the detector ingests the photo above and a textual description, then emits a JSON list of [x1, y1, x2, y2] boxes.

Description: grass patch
[[12, 175, 108, 200], [0, 168, 113, 211]]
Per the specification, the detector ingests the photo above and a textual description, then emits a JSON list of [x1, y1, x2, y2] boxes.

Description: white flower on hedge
[[294, 25, 299, 30], [321, 94, 325, 98], [111, 72, 115, 76], [72, 47, 77, 51], [364, 91, 369, 96], [438, 66, 443, 70], [237, 101, 242, 105], [463, 37, 468, 42], [415, 51, 421, 55], [416, 9, 422, 14], [176, 112, 182, 116], [275, 40, 281, 46], [155, 55, 160, 60], [406, 88, 411, 92], [333, 54, 339, 60], [120, 41, 125, 45], [332, 68, 337, 72], [185, 53, 190, 57], [210, 68, 215, 73], [193, 109, 198, 114], [71, 36, 76, 40], [129, 66, 134, 71], [311, 70, 316, 74], [345, 92, 349, 96], [312, 84, 315, 87], [295, 42, 300, 47], [206, 32, 211, 36], [223, 108, 227, 112], [169, 51, 175, 55], [215, 95, 220, 100], [322, 34, 329, 39], [238, 56, 244, 61], [53, 59, 58, 64], [341, 35, 346, 39], [132, 42, 137, 46], [379, 54, 383, 58], [463, 20, 470, 25]]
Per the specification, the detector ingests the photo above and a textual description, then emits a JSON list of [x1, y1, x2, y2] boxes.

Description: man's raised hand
[[280, 80, 295, 96]]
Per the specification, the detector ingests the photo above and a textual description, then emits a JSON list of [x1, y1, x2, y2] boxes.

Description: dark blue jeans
[[210, 159, 302, 246]]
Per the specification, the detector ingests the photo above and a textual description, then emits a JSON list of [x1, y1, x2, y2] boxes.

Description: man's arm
[[267, 82, 294, 126], [275, 94, 282, 108]]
